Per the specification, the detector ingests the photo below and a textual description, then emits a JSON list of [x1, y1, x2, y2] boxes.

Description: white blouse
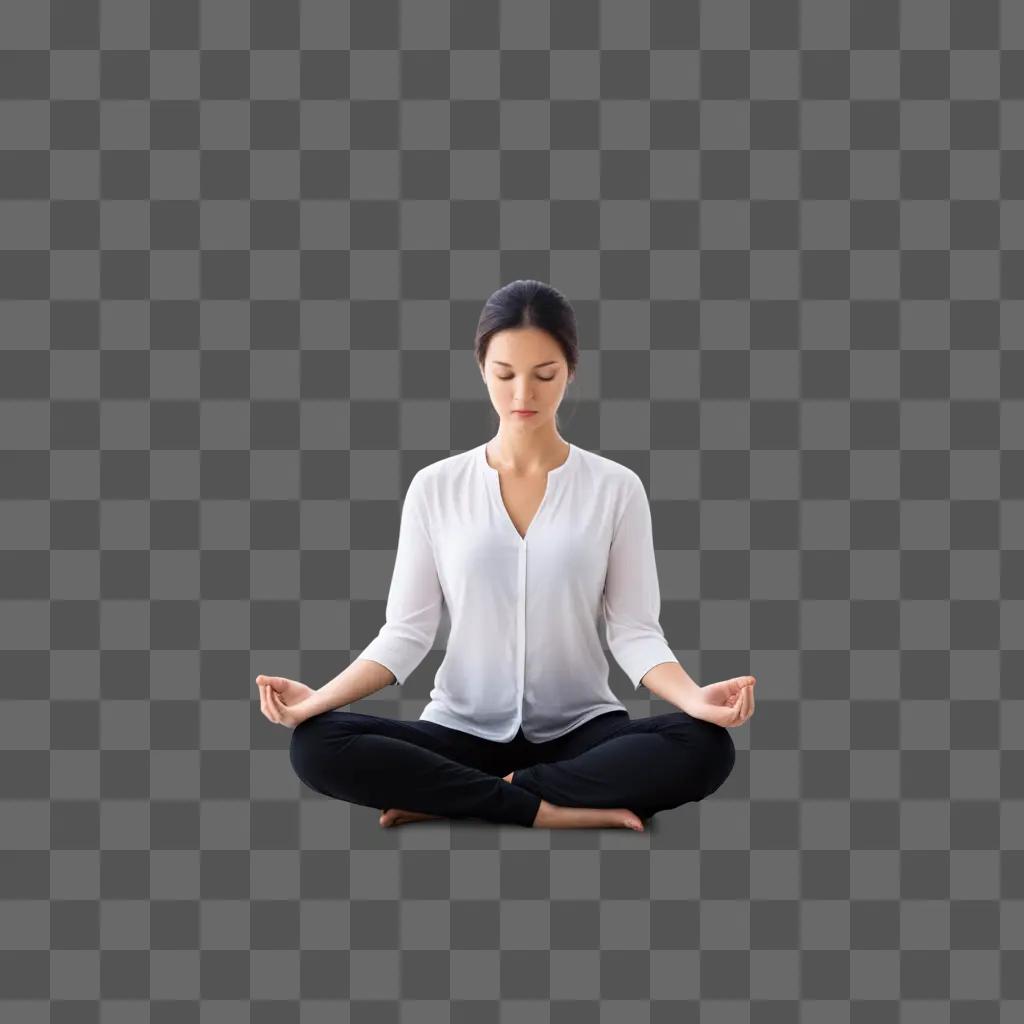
[[356, 441, 680, 742]]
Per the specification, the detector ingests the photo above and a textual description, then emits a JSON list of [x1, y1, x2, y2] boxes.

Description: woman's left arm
[[602, 471, 756, 728]]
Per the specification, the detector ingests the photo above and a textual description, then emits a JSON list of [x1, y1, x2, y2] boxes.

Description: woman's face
[[480, 327, 573, 431]]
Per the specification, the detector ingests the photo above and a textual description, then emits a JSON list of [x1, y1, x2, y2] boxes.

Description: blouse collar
[[478, 440, 576, 479]]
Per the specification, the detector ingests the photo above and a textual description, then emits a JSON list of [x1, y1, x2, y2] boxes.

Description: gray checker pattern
[[1, 0, 1023, 1021]]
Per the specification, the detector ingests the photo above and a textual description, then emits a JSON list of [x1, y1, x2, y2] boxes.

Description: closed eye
[[497, 375, 556, 381]]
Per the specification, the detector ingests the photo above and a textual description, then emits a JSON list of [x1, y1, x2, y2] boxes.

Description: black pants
[[288, 706, 737, 828]]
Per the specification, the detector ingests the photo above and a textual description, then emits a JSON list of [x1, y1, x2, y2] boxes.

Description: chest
[[495, 473, 550, 540]]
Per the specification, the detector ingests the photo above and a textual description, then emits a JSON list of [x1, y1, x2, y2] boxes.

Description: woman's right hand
[[256, 675, 317, 728]]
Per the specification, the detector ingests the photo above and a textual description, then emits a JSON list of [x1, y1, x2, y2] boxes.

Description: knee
[[288, 715, 333, 794], [700, 723, 736, 798], [649, 718, 737, 810]]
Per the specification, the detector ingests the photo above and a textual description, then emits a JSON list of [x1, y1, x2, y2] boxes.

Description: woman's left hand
[[681, 675, 756, 729]]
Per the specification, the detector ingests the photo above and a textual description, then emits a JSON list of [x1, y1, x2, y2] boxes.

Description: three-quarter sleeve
[[602, 473, 680, 689], [356, 471, 443, 686]]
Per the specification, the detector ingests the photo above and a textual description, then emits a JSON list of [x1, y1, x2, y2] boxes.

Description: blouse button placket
[[517, 537, 527, 723]]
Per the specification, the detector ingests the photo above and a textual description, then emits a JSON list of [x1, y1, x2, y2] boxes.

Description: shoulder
[[404, 447, 477, 505], [418, 447, 476, 477], [571, 445, 643, 496], [411, 447, 475, 486]]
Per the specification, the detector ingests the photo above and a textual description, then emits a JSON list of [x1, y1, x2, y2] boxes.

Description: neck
[[488, 424, 569, 473]]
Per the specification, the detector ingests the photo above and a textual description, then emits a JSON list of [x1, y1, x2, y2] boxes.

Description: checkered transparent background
[[2, 0, 1024, 1019]]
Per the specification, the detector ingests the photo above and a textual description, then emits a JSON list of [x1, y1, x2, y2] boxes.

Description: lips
[[513, 410, 536, 415]]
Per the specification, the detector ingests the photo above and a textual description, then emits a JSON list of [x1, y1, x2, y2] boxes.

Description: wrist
[[677, 688, 702, 713], [296, 695, 325, 724]]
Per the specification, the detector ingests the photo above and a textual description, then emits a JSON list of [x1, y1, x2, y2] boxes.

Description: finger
[[271, 687, 286, 723], [741, 681, 753, 722], [274, 691, 294, 727], [734, 682, 749, 723], [733, 684, 749, 716], [270, 686, 289, 717], [724, 688, 741, 723], [270, 677, 292, 700], [265, 685, 281, 724], [268, 684, 284, 724], [266, 677, 289, 702], [258, 681, 272, 721]]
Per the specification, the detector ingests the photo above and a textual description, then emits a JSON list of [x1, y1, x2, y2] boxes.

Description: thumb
[[699, 680, 734, 706]]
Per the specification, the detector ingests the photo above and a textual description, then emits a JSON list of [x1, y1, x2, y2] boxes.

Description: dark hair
[[474, 280, 580, 428]]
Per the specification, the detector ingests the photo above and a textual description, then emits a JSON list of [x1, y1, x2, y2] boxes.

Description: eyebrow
[[492, 360, 558, 368]]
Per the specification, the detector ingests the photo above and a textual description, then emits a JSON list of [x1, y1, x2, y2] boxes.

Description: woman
[[257, 280, 755, 831]]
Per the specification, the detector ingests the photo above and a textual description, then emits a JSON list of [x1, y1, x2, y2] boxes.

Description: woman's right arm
[[303, 470, 443, 716], [351, 470, 443, 688]]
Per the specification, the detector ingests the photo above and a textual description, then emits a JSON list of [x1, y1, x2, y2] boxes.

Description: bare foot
[[379, 807, 444, 827], [533, 798, 645, 831]]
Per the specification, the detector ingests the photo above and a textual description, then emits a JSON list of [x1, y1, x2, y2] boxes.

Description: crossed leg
[[288, 710, 543, 827], [506, 711, 737, 819], [288, 707, 734, 829]]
